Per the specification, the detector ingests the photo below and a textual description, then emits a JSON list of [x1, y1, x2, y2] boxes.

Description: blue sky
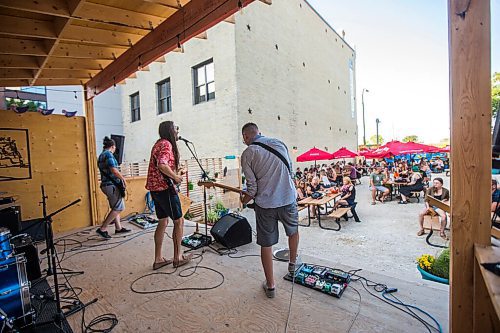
[[307, 0, 500, 144]]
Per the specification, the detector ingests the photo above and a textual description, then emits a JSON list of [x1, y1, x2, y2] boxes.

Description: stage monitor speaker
[[0, 206, 21, 234], [210, 213, 252, 249], [111, 134, 125, 165]]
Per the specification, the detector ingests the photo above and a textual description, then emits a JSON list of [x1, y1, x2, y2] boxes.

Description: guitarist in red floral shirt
[[146, 121, 192, 270]]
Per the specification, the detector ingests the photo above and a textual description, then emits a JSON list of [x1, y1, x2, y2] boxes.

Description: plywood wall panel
[[0, 110, 92, 232]]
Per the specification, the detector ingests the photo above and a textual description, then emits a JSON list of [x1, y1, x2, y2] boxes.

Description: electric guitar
[[197, 181, 244, 194]]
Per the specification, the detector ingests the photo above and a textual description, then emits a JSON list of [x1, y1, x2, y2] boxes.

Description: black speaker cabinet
[[210, 213, 252, 249], [111, 134, 125, 165], [0, 205, 21, 234]]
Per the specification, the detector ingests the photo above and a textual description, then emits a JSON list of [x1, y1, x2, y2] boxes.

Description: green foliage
[[368, 135, 384, 145], [6, 98, 43, 112], [184, 211, 194, 220], [493, 72, 500, 119], [206, 209, 219, 224], [215, 201, 226, 212], [430, 248, 450, 279], [402, 135, 419, 143]]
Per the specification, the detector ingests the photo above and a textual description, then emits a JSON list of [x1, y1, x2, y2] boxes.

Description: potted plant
[[206, 208, 219, 225], [416, 248, 450, 285]]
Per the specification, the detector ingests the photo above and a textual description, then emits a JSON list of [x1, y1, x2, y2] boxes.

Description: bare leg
[[288, 232, 299, 264], [400, 194, 408, 202], [100, 210, 120, 232], [439, 213, 447, 234], [371, 189, 376, 203], [114, 213, 123, 230], [154, 218, 169, 263], [172, 217, 184, 262], [261, 246, 274, 288]]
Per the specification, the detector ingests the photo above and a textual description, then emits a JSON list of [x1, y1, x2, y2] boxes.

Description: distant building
[[119, 0, 358, 164], [1, 85, 123, 152]]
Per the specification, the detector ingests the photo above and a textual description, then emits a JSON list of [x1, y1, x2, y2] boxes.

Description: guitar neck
[[197, 181, 243, 194]]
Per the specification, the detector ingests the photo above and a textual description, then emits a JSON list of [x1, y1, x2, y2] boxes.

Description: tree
[[369, 134, 384, 145], [493, 72, 500, 119], [402, 135, 419, 143]]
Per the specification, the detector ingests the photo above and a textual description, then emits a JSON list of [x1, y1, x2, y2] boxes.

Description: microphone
[[178, 136, 192, 143]]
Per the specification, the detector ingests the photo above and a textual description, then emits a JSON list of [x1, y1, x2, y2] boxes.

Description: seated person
[[347, 162, 358, 181], [370, 166, 389, 205], [296, 180, 308, 202], [491, 179, 500, 213], [333, 177, 356, 208], [307, 177, 323, 217], [417, 178, 450, 239], [399, 166, 424, 204], [295, 167, 303, 179], [319, 170, 332, 188]]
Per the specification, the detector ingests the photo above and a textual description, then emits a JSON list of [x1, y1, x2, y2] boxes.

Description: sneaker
[[115, 227, 131, 234], [96, 228, 111, 239], [262, 281, 276, 298]]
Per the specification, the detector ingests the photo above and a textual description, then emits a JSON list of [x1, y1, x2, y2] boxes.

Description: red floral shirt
[[146, 139, 176, 191]]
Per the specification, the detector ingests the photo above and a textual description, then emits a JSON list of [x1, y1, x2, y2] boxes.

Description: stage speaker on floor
[[111, 134, 125, 165], [0, 206, 21, 234], [210, 213, 252, 249]]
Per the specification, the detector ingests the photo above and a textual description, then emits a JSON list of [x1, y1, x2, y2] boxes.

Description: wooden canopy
[[0, 0, 267, 99]]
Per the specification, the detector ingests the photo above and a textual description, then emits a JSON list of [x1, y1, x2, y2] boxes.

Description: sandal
[[371, 202, 376, 205], [173, 254, 193, 268], [153, 257, 173, 270], [417, 229, 425, 236], [439, 232, 448, 240]]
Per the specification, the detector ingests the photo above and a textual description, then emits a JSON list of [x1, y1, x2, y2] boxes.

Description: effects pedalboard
[[181, 233, 212, 250], [283, 263, 351, 298]]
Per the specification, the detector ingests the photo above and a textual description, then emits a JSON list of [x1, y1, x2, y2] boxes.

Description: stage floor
[[55, 224, 449, 333]]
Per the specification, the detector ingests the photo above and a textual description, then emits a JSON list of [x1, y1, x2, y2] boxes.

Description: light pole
[[362, 88, 369, 146], [376, 118, 381, 146]]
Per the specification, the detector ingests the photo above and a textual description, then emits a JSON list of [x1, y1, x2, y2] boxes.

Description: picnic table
[[298, 192, 341, 229]]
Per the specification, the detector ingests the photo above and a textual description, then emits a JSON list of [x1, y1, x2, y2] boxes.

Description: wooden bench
[[328, 207, 351, 219]]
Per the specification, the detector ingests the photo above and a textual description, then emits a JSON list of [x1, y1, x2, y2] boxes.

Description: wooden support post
[[448, 0, 491, 332], [83, 95, 100, 226]]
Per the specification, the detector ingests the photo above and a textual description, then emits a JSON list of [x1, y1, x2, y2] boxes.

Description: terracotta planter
[[417, 265, 449, 285]]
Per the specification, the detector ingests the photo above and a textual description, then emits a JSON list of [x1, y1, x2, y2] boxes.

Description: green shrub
[[430, 248, 450, 279]]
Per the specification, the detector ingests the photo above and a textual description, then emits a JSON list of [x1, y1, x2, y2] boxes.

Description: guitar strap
[[251, 141, 292, 175]]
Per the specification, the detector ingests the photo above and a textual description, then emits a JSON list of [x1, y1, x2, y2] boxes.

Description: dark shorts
[[150, 190, 183, 220], [254, 203, 299, 247]]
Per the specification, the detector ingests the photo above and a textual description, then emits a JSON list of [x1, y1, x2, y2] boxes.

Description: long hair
[[158, 121, 179, 169]]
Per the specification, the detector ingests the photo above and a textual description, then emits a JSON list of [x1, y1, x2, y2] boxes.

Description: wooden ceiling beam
[[0, 15, 57, 39], [38, 69, 100, 79], [0, 37, 48, 56], [60, 25, 143, 47], [0, 69, 35, 80], [30, 0, 86, 86], [86, 0, 259, 98], [0, 0, 70, 17], [0, 79, 30, 87], [52, 42, 125, 60], [32, 78, 88, 86], [45, 57, 112, 71], [142, 0, 182, 10], [0, 55, 41, 69]]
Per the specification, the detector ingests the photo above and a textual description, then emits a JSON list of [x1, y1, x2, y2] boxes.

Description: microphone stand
[[35, 185, 98, 329], [181, 140, 213, 246]]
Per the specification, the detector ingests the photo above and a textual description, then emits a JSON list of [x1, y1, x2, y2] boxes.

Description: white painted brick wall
[[121, 0, 357, 167]]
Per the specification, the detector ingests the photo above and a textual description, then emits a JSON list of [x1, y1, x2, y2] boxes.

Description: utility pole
[[362, 88, 369, 146]]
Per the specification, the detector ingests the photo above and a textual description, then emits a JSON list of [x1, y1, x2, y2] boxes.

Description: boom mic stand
[[36, 185, 98, 329], [182, 140, 213, 248]]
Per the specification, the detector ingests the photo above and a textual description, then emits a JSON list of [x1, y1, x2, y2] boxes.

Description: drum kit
[[0, 228, 37, 330], [0, 186, 87, 332]]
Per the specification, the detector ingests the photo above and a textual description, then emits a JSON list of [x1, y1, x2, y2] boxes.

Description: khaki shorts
[[254, 203, 299, 247], [101, 184, 125, 212]]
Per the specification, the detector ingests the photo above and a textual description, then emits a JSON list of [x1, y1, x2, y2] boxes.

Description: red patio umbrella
[[363, 146, 392, 159], [331, 147, 358, 159], [296, 147, 332, 163], [439, 145, 450, 153]]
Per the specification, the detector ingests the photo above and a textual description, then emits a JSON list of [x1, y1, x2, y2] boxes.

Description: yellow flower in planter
[[416, 254, 435, 271]]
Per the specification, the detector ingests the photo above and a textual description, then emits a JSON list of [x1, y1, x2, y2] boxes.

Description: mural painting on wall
[[0, 128, 32, 181]]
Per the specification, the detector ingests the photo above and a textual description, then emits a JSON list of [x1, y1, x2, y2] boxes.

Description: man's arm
[[241, 151, 257, 204], [158, 164, 182, 184], [110, 167, 126, 187]]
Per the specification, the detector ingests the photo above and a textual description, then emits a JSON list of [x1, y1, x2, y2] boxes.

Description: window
[[193, 59, 215, 104], [157, 79, 172, 114], [130, 92, 140, 122]]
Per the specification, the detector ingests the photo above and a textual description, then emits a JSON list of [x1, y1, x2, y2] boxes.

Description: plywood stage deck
[[55, 225, 449, 333]]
